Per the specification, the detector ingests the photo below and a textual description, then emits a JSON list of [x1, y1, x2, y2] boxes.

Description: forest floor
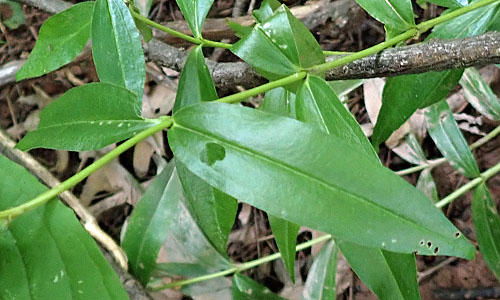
[[1, 0, 500, 299]]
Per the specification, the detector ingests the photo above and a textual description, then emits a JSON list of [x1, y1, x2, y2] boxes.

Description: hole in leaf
[[419, 240, 425, 246], [200, 143, 226, 166], [455, 232, 461, 238], [427, 241, 432, 248], [414, 250, 419, 255], [434, 247, 439, 254]]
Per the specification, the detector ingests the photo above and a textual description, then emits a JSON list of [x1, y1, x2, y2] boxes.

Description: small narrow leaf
[[328, 79, 364, 100], [0, 156, 128, 299], [460, 68, 500, 121], [169, 102, 475, 258], [261, 87, 296, 118], [232, 274, 285, 300], [354, 0, 415, 34], [372, 4, 500, 147], [16, 2, 93, 80], [0, 0, 25, 29], [122, 163, 180, 285], [426, 100, 480, 178], [175, 0, 214, 38], [472, 183, 500, 281], [92, 0, 146, 99], [231, 5, 324, 82], [295, 76, 378, 162], [416, 168, 439, 203], [423, 0, 468, 8], [227, 21, 253, 38], [252, 0, 281, 23], [337, 240, 421, 300], [173, 45, 218, 112], [268, 215, 300, 283], [16, 83, 157, 151], [302, 240, 338, 300]]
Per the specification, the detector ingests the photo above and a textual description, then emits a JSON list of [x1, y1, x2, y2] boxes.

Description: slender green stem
[[436, 161, 500, 208], [150, 234, 332, 291], [0, 117, 174, 222], [397, 125, 500, 176]]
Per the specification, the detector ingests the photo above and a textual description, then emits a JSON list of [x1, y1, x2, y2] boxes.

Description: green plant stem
[[152, 157, 500, 291], [397, 124, 500, 176], [0, 117, 174, 222], [436, 160, 500, 208], [149, 234, 333, 291]]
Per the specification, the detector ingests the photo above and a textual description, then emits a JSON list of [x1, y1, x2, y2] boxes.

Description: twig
[[0, 60, 25, 88], [417, 257, 458, 283], [434, 287, 500, 299], [0, 129, 128, 271]]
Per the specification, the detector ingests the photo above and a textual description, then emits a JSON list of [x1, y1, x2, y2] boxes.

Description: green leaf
[[0, 0, 25, 29], [16, 2, 93, 80], [173, 45, 218, 113], [416, 168, 439, 203], [122, 162, 180, 286], [232, 274, 285, 300], [337, 240, 421, 300], [472, 183, 500, 281], [354, 0, 415, 34], [422, 0, 467, 8], [268, 215, 300, 283], [261, 87, 296, 118], [0, 155, 128, 299], [372, 4, 500, 147], [168, 102, 475, 258], [16, 83, 157, 151], [426, 100, 480, 178], [328, 79, 364, 100], [252, 0, 281, 23], [295, 76, 378, 162], [177, 163, 237, 256], [227, 21, 253, 39], [92, 0, 145, 99], [302, 240, 338, 300], [460, 68, 500, 121], [175, 0, 214, 38], [231, 5, 324, 82]]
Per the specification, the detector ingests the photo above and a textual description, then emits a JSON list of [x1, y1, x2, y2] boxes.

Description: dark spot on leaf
[[200, 143, 226, 166], [427, 241, 432, 248], [419, 240, 425, 246], [455, 232, 461, 238], [154, 108, 161, 114], [434, 247, 439, 254]]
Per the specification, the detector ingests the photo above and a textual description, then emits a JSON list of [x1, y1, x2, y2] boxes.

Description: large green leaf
[[232, 274, 285, 300], [231, 5, 324, 82], [122, 162, 179, 286], [176, 163, 237, 256], [92, 0, 145, 99], [175, 0, 213, 38], [16, 83, 158, 151], [302, 240, 338, 300], [337, 240, 421, 300], [472, 183, 500, 281], [372, 4, 500, 147], [173, 45, 218, 113], [16, 2, 93, 80], [0, 155, 128, 299], [426, 100, 480, 178], [354, 0, 415, 34], [168, 102, 475, 258], [423, 0, 467, 8], [268, 215, 300, 283], [460, 68, 500, 121], [295, 76, 377, 161], [173, 44, 237, 256]]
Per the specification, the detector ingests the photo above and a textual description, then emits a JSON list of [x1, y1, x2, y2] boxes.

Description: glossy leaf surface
[[232, 274, 285, 299], [426, 101, 480, 178], [302, 240, 337, 300], [16, 83, 157, 151], [354, 0, 415, 34], [0, 156, 128, 299], [472, 183, 500, 280], [372, 4, 500, 147], [122, 163, 179, 285], [175, 0, 214, 37], [337, 240, 421, 300], [231, 5, 324, 82], [17, 2, 93, 80], [168, 102, 475, 258], [460, 68, 500, 121], [268, 215, 300, 283], [92, 0, 145, 99], [261, 87, 296, 118], [295, 76, 377, 162], [173, 45, 218, 113]]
